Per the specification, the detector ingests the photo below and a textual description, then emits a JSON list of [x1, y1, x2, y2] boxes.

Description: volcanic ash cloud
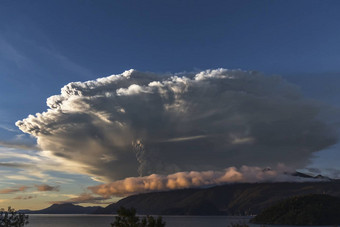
[[16, 69, 337, 181]]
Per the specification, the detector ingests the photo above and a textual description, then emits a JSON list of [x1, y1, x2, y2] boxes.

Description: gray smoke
[[16, 69, 337, 182]]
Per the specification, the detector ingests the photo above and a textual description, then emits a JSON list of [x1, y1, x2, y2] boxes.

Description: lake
[[28, 215, 252, 227], [26, 215, 331, 227]]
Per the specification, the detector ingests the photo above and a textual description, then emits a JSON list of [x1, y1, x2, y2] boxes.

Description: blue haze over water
[[28, 215, 330, 227], [29, 215, 249, 227]]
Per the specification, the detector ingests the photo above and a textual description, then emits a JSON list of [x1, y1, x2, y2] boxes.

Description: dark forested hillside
[[251, 194, 340, 225]]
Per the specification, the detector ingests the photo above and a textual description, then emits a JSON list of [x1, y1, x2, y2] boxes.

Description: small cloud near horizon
[[35, 184, 60, 192], [13, 195, 36, 200]]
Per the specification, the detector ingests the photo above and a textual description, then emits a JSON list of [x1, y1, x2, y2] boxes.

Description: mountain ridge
[[95, 181, 340, 215], [22, 203, 100, 214], [21, 173, 340, 215]]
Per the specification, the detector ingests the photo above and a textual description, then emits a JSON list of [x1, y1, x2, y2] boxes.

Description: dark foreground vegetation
[[227, 222, 250, 227], [112, 206, 165, 227], [251, 194, 340, 225], [0, 207, 29, 227]]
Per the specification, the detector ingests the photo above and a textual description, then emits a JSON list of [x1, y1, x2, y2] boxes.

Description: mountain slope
[[95, 181, 340, 215]]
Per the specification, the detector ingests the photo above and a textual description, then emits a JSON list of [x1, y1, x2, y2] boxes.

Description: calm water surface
[[28, 215, 331, 227], [28, 215, 251, 227]]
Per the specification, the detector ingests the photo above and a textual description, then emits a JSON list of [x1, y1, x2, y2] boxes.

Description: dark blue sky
[[3, 0, 340, 74], [1, 1, 340, 122], [0, 1, 340, 208], [1, 0, 339, 142]]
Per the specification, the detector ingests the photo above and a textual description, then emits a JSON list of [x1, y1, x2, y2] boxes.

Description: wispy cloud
[[0, 184, 59, 200], [50, 193, 109, 205], [39, 46, 93, 79], [4, 175, 37, 181], [0, 186, 30, 194], [0, 147, 93, 184], [0, 141, 38, 151], [159, 135, 208, 143], [13, 195, 36, 200], [0, 29, 93, 80], [0, 125, 19, 133], [0, 35, 28, 68], [0, 162, 35, 169]]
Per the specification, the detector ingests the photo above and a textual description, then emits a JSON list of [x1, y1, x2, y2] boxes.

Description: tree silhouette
[[111, 206, 165, 227], [0, 207, 29, 227]]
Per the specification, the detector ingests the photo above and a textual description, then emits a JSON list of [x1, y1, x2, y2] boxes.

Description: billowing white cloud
[[88, 165, 316, 197], [16, 69, 337, 182]]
